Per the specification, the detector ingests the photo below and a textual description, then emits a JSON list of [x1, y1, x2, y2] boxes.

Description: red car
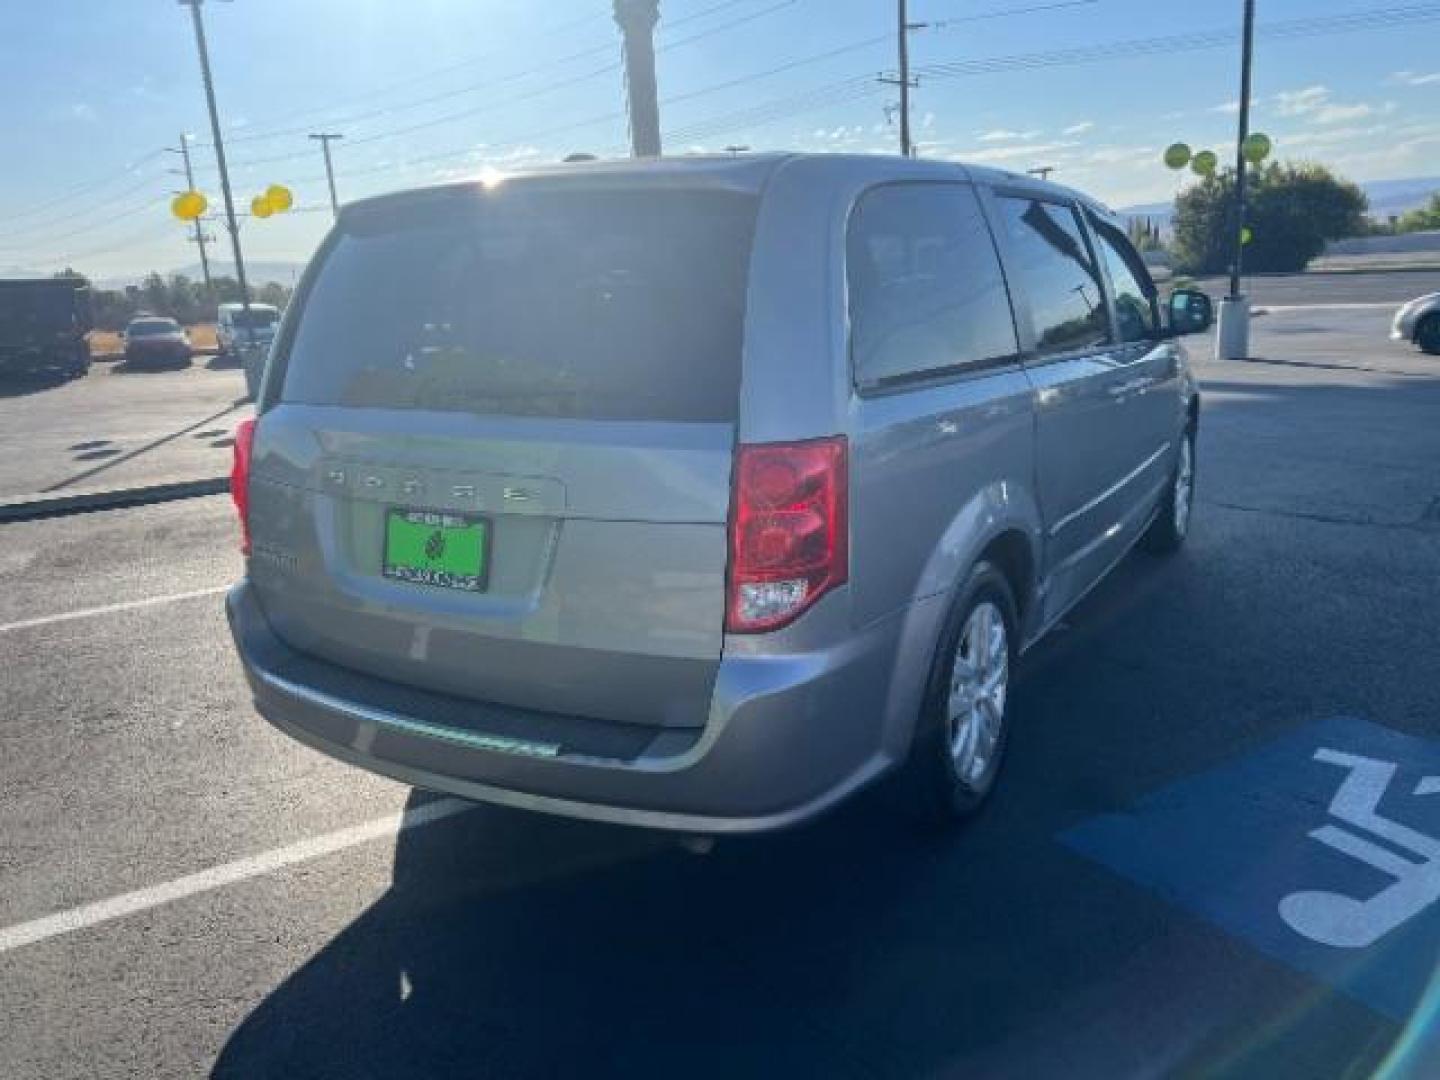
[[122, 316, 192, 369]]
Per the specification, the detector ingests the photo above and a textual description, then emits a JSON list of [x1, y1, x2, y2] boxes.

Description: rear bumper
[[227, 581, 906, 833]]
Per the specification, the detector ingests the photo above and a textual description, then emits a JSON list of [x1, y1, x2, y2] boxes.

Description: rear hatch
[[248, 179, 759, 729]]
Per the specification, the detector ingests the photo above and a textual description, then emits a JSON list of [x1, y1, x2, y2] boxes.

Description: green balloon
[[1191, 150, 1218, 177], [1242, 132, 1272, 164], [1163, 142, 1192, 170]]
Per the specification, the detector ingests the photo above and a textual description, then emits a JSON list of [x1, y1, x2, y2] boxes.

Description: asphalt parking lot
[[0, 354, 247, 501], [2, 274, 1439, 1077]]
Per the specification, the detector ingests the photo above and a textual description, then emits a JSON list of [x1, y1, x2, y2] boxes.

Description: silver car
[[226, 154, 1212, 833], [1391, 292, 1440, 355]]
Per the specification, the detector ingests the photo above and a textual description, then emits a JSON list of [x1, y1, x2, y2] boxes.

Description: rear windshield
[[128, 319, 179, 336], [278, 187, 757, 422], [231, 309, 277, 329]]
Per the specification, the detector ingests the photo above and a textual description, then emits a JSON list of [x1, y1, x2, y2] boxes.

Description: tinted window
[[232, 309, 278, 329], [997, 196, 1110, 357], [128, 319, 179, 336], [848, 183, 1017, 387], [1089, 215, 1158, 343], [279, 188, 756, 422]]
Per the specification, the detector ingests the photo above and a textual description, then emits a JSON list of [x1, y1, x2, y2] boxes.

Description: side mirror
[[1167, 289, 1214, 336]]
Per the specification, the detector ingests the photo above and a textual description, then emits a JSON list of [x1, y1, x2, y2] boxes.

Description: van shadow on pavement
[[210, 377, 1435, 1079]]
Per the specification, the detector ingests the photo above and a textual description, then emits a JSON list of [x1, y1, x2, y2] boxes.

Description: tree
[[1171, 161, 1368, 274], [1396, 191, 1440, 234]]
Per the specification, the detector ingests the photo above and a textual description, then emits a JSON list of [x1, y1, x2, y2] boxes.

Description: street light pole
[[1230, 0, 1257, 300], [1215, 0, 1257, 361], [178, 0, 252, 336], [309, 133, 344, 217], [613, 0, 662, 158]]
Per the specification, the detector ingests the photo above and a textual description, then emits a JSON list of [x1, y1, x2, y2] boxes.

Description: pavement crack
[[1200, 498, 1440, 532]]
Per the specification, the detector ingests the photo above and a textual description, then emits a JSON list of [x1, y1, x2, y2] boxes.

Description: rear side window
[[996, 196, 1110, 358], [1087, 214, 1159, 343], [279, 188, 757, 422], [847, 183, 1018, 389]]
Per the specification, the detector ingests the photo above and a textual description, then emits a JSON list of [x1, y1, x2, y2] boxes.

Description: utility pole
[[167, 133, 213, 291], [1027, 166, 1056, 181], [177, 0, 252, 337], [1230, 0, 1257, 300], [613, 0, 662, 158], [1215, 0, 1257, 361], [309, 133, 344, 217], [879, 0, 923, 156]]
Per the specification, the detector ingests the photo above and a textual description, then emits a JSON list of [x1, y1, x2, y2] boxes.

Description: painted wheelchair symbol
[[1280, 749, 1440, 949]]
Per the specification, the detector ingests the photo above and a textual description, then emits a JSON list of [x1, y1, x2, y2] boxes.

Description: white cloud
[[1209, 100, 1240, 115], [1391, 70, 1440, 86], [921, 112, 935, 130], [978, 129, 1039, 143], [1312, 102, 1377, 124], [1062, 121, 1095, 135], [1271, 85, 1392, 126], [950, 140, 1078, 164], [1276, 85, 1330, 116], [69, 103, 97, 123]]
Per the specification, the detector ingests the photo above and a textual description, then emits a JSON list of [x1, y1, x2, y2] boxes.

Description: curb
[[0, 477, 229, 524]]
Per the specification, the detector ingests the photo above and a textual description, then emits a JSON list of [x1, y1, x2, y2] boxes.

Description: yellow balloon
[[1241, 226, 1254, 245], [1191, 150, 1218, 177], [264, 184, 293, 212], [1163, 142, 1192, 170], [251, 194, 274, 219], [171, 190, 207, 221]]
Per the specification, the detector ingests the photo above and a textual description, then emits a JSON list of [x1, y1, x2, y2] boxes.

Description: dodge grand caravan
[[226, 153, 1213, 833]]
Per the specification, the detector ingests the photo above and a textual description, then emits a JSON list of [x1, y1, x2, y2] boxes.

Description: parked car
[[226, 153, 1212, 834], [0, 277, 91, 378], [122, 316, 191, 368], [1391, 292, 1440, 355], [217, 303, 280, 401], [216, 302, 280, 356]]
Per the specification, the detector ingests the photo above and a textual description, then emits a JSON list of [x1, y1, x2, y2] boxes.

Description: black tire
[[1142, 425, 1196, 555], [896, 560, 1019, 828], [1417, 315, 1440, 357]]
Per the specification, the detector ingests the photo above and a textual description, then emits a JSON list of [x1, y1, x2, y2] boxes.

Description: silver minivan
[[226, 154, 1212, 833]]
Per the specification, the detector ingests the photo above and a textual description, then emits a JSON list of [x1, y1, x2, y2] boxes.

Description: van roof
[[342, 151, 1113, 218], [219, 302, 279, 313]]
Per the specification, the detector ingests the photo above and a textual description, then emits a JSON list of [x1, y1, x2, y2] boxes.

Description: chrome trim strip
[[253, 665, 563, 759], [1048, 441, 1171, 538]]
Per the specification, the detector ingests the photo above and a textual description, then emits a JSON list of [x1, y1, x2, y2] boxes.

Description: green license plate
[[382, 510, 489, 592]]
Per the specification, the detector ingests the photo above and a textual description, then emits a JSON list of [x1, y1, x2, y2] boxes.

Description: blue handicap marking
[[1061, 717, 1440, 1021]]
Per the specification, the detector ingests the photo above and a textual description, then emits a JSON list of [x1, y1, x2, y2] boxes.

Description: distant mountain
[[171, 260, 308, 286], [1118, 175, 1440, 230], [85, 260, 307, 291], [1361, 176, 1440, 219]]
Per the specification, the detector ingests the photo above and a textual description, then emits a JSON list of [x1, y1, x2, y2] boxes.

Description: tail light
[[231, 418, 256, 556], [727, 436, 848, 633]]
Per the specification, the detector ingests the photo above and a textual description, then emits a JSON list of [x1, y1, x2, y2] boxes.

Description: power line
[[925, 0, 1100, 31], [201, 0, 785, 154], [211, 0, 800, 173], [0, 178, 168, 249], [915, 4, 1440, 80], [0, 149, 166, 229], [672, 4, 1440, 146]]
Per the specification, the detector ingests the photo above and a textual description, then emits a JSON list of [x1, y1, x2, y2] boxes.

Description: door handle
[[1108, 376, 1151, 399]]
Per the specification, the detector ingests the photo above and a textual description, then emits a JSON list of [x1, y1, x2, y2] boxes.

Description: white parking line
[[0, 585, 230, 634], [0, 798, 472, 956]]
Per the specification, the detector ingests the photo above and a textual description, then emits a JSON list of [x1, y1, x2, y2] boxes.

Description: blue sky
[[2, 0, 1438, 279]]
